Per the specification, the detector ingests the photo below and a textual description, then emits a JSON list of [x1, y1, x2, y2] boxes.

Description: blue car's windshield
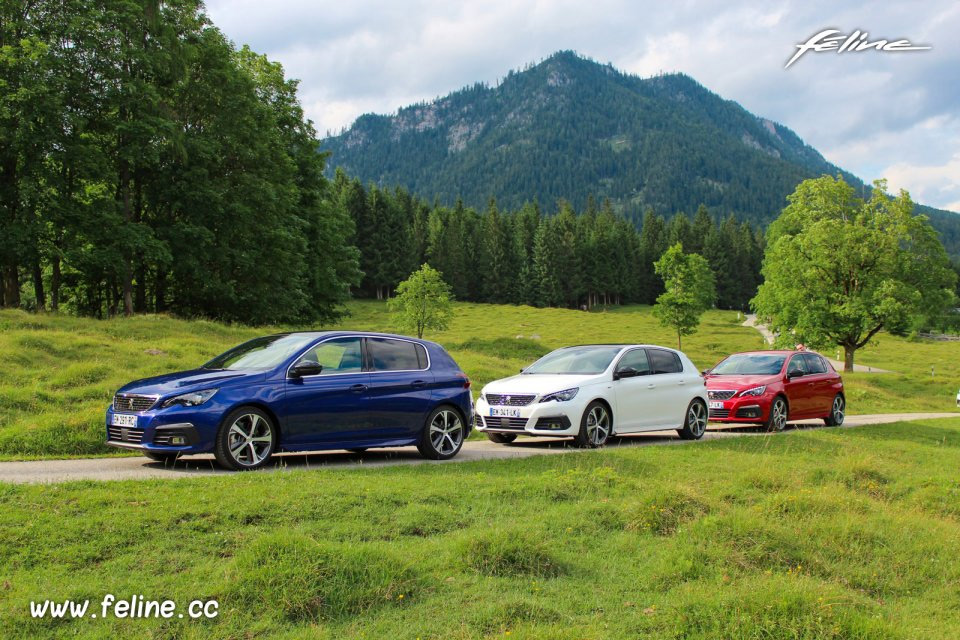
[[522, 346, 622, 375], [711, 354, 786, 375], [203, 334, 318, 371]]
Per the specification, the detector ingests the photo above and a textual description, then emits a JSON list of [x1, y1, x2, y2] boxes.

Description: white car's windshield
[[712, 353, 786, 375], [203, 334, 318, 371], [523, 346, 622, 375]]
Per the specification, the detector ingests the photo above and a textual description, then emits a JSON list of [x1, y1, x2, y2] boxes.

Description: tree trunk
[[135, 264, 146, 312], [50, 254, 61, 312], [119, 140, 134, 316], [154, 269, 166, 312], [3, 264, 20, 307], [32, 259, 45, 311], [677, 328, 682, 351], [843, 345, 855, 373]]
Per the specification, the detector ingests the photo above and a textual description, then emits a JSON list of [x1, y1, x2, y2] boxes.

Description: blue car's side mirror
[[289, 361, 323, 378]]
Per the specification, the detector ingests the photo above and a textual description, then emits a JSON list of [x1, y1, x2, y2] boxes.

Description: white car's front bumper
[[475, 395, 586, 437]]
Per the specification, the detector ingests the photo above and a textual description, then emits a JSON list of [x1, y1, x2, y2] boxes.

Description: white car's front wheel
[[573, 401, 612, 448]]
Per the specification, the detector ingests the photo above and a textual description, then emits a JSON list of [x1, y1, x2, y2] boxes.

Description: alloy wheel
[[226, 412, 273, 467], [586, 405, 611, 445], [429, 409, 464, 456], [832, 396, 845, 425], [770, 399, 787, 432], [687, 402, 707, 437]]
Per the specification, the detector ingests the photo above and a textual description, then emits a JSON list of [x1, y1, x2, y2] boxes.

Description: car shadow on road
[[143, 422, 822, 473]]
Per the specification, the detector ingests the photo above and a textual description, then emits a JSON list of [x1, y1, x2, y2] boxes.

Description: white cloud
[[883, 152, 960, 212], [203, 0, 960, 211]]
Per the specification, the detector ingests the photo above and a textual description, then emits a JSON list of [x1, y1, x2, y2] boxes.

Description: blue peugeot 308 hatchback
[[106, 332, 473, 469]]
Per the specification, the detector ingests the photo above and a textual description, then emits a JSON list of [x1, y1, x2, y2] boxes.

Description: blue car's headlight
[[539, 388, 579, 403], [159, 388, 218, 409], [739, 385, 767, 397]]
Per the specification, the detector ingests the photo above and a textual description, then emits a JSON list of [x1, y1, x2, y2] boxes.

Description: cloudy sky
[[206, 0, 960, 211]]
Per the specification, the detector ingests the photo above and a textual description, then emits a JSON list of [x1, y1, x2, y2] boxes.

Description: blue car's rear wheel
[[418, 406, 465, 460], [214, 407, 276, 471]]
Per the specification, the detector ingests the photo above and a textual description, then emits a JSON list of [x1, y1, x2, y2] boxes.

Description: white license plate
[[489, 407, 521, 418], [708, 401, 725, 410], [111, 413, 138, 428]]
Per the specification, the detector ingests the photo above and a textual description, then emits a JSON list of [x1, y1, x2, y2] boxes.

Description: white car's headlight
[[739, 385, 767, 397], [159, 388, 218, 409], [539, 388, 579, 403]]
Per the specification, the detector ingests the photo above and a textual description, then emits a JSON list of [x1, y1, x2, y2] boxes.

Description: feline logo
[[786, 29, 931, 69]]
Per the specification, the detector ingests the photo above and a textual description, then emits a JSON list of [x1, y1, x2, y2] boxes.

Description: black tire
[[485, 432, 517, 444], [765, 396, 788, 432], [213, 406, 276, 471], [572, 401, 612, 448], [143, 451, 179, 464], [347, 448, 368, 454], [417, 406, 466, 460], [677, 398, 708, 440], [824, 394, 845, 426]]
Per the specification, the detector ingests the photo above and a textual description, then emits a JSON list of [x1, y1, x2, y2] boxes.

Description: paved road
[[0, 413, 953, 484], [742, 314, 893, 373]]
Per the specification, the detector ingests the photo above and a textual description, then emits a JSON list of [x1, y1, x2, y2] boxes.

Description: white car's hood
[[482, 374, 600, 397]]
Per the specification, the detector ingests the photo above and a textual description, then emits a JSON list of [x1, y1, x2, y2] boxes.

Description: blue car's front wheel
[[214, 407, 277, 471]]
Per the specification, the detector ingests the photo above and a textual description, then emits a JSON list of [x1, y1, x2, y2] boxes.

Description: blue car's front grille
[[113, 394, 157, 412], [107, 426, 145, 443]]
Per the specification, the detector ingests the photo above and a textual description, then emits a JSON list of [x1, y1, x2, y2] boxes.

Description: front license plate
[[708, 401, 725, 410], [111, 413, 138, 428], [489, 407, 521, 418]]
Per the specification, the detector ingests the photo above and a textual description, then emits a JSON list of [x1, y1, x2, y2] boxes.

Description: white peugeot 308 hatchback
[[475, 344, 708, 447]]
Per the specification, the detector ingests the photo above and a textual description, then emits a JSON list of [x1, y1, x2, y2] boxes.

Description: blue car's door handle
[[350, 384, 368, 394], [410, 380, 426, 389]]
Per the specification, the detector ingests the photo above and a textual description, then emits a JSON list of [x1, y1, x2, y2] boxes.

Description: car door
[[612, 348, 654, 432], [365, 337, 435, 440], [643, 348, 688, 430], [281, 337, 371, 446], [783, 354, 812, 417], [802, 353, 833, 415]]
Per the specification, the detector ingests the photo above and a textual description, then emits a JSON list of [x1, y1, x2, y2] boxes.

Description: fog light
[[535, 416, 571, 430], [170, 435, 187, 445]]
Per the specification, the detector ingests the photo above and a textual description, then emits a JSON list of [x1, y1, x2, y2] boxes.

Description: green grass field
[[3, 417, 960, 638], [0, 302, 957, 459]]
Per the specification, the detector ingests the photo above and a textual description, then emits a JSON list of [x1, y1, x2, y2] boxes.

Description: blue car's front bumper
[[105, 404, 221, 454]]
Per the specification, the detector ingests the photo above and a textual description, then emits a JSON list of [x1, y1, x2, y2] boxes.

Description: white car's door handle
[[647, 384, 656, 389], [677, 380, 686, 385]]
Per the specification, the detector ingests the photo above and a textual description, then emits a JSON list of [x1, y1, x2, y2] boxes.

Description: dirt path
[[0, 413, 953, 484], [742, 314, 893, 373]]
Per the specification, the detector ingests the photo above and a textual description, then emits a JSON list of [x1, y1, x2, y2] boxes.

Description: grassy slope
[[0, 302, 956, 459], [2, 418, 960, 639]]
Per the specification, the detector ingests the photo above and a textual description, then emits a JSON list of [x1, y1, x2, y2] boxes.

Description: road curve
[[741, 314, 893, 373], [0, 413, 954, 484]]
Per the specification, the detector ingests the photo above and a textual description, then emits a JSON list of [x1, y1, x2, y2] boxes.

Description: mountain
[[320, 50, 960, 254]]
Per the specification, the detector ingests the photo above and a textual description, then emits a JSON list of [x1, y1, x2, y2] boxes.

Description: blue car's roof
[[273, 330, 438, 345]]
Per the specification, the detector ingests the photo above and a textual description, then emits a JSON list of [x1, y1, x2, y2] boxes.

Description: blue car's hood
[[117, 368, 266, 397]]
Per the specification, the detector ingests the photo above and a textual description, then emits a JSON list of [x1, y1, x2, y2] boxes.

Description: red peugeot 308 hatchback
[[704, 350, 845, 432]]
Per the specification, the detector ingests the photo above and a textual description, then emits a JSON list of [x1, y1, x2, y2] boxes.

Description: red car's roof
[[729, 350, 815, 356]]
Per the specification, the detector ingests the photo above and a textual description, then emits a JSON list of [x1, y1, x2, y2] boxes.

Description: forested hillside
[[332, 174, 764, 310], [321, 51, 960, 255]]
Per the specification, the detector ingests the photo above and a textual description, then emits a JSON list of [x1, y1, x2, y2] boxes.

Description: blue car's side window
[[368, 338, 425, 372], [296, 338, 363, 375]]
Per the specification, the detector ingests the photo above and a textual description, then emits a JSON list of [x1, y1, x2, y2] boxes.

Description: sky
[[205, 0, 960, 212]]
